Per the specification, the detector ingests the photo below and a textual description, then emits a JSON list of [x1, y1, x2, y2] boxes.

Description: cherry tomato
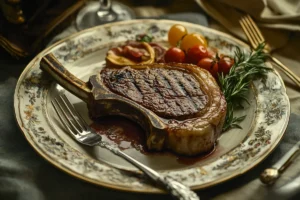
[[168, 24, 188, 47], [186, 45, 209, 64], [197, 58, 218, 78], [207, 47, 218, 58], [180, 33, 207, 52], [164, 47, 186, 63], [218, 56, 234, 75]]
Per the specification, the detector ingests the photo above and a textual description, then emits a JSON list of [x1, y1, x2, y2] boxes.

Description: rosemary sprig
[[219, 43, 270, 131]]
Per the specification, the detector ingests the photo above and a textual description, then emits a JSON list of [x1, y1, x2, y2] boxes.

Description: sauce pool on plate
[[90, 116, 216, 165]]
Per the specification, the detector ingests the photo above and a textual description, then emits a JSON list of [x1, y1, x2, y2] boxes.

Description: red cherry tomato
[[186, 45, 209, 64], [164, 47, 186, 63], [207, 48, 217, 58], [218, 56, 234, 75], [197, 58, 219, 78]]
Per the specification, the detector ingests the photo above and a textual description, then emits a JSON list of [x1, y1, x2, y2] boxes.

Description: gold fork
[[239, 14, 300, 88], [240, 15, 300, 185]]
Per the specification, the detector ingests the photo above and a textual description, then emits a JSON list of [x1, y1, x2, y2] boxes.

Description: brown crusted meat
[[90, 63, 226, 156]]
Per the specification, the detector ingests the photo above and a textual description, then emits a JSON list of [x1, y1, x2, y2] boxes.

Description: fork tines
[[51, 94, 88, 136], [239, 14, 265, 48]]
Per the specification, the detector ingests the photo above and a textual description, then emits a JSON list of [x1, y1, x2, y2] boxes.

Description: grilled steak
[[101, 67, 208, 119], [89, 63, 226, 156], [40, 53, 226, 156]]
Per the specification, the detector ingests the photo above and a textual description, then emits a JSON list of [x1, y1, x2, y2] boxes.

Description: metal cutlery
[[51, 94, 199, 200], [260, 141, 300, 185], [239, 14, 300, 88], [239, 14, 300, 184]]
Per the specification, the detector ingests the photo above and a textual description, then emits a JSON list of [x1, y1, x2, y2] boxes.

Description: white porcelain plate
[[14, 20, 290, 193]]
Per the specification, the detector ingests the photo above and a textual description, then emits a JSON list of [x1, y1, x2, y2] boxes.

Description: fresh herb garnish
[[219, 43, 270, 131], [136, 34, 153, 43]]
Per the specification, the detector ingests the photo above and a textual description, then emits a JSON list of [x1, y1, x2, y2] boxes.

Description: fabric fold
[[195, 0, 299, 49]]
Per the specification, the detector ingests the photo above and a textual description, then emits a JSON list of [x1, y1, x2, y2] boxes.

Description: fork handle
[[269, 55, 300, 88], [98, 142, 199, 200]]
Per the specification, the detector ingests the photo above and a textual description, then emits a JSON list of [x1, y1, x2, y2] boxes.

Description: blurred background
[[0, 0, 203, 59]]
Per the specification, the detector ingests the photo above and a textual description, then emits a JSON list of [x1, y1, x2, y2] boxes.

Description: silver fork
[[239, 14, 300, 88], [51, 94, 199, 200]]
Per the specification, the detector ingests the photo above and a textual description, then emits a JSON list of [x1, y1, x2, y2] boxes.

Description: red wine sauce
[[90, 116, 215, 165]]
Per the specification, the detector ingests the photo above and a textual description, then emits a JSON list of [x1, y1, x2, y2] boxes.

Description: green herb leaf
[[219, 43, 271, 131], [136, 34, 153, 43]]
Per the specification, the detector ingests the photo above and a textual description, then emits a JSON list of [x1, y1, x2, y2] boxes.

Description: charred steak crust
[[101, 65, 208, 120], [90, 63, 227, 156]]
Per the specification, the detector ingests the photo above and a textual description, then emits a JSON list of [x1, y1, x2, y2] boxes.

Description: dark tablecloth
[[1, 12, 300, 200]]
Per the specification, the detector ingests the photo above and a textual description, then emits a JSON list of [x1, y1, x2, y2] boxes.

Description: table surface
[[1, 1, 300, 200]]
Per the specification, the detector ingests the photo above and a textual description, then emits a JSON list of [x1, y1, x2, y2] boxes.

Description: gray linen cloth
[[1, 13, 300, 200]]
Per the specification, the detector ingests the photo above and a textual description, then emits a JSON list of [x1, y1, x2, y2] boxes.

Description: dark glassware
[[76, 0, 135, 30]]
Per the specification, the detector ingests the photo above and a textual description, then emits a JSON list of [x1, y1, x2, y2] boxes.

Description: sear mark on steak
[[101, 66, 208, 119]]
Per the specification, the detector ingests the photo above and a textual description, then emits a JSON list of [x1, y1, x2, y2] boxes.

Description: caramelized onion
[[106, 41, 155, 67]]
